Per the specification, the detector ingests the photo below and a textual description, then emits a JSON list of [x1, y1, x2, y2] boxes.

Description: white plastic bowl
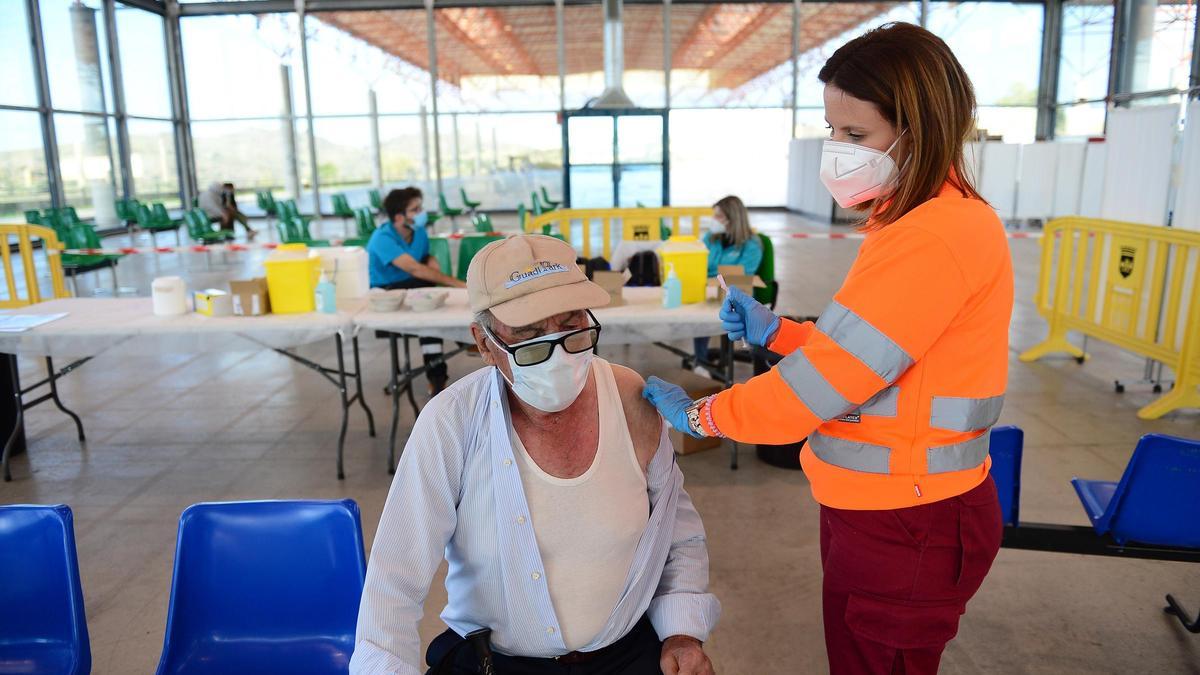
[[406, 289, 449, 312], [367, 289, 406, 312]]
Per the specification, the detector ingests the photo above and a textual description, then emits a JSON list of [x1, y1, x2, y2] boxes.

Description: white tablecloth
[[355, 287, 725, 344], [0, 298, 359, 357]]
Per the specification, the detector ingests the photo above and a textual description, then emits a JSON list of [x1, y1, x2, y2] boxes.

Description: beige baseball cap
[[467, 234, 610, 327]]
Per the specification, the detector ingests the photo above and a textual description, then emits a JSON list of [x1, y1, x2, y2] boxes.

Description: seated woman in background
[[692, 195, 763, 379], [368, 186, 466, 395]]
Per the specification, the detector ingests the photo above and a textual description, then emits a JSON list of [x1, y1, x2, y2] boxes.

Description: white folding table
[[0, 298, 375, 481]]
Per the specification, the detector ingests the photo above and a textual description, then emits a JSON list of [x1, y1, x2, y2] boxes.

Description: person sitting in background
[[350, 234, 719, 675], [691, 195, 762, 379], [368, 186, 465, 395], [198, 181, 257, 240]]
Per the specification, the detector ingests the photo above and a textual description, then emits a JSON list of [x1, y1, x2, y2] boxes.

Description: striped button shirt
[[349, 366, 721, 675]]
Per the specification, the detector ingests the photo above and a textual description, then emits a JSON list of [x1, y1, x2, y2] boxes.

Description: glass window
[[41, 0, 114, 113], [794, 3, 921, 108], [669, 2, 794, 108], [670, 108, 790, 206], [313, 117, 373, 190], [0, 0, 39, 108], [1059, 0, 1115, 103], [380, 114, 434, 187], [181, 14, 305, 120], [625, 4, 665, 109], [54, 113, 120, 222], [127, 118, 179, 207], [1056, 101, 1108, 137], [927, 2, 1043, 107], [115, 4, 171, 118], [192, 119, 298, 195], [0, 110, 51, 223], [1122, 0, 1196, 94], [442, 112, 560, 211]]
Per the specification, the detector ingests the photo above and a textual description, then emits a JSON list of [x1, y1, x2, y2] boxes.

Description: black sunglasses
[[485, 310, 602, 367]]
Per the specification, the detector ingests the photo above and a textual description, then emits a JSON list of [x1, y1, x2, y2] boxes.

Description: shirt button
[[516, 515, 526, 524], [503, 459, 513, 466], [546, 627, 556, 635], [531, 571, 541, 580]]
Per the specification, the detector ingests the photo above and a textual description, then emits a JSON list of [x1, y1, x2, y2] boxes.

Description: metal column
[[556, 0, 566, 111], [1035, 0, 1063, 140], [919, 0, 929, 28], [164, 0, 196, 206], [280, 64, 300, 199], [663, 0, 671, 108], [425, 0, 444, 200], [791, 0, 801, 136], [103, 0, 135, 200], [296, 0, 321, 217], [1190, 5, 1200, 99], [27, 0, 64, 209], [368, 88, 382, 189]]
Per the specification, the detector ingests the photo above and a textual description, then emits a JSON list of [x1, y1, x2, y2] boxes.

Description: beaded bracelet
[[701, 395, 726, 439]]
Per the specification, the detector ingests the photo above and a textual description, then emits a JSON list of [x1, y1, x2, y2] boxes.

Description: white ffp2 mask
[[490, 330, 594, 412], [819, 135, 904, 208]]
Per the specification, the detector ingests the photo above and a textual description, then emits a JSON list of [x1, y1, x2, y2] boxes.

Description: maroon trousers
[[820, 476, 1002, 675]]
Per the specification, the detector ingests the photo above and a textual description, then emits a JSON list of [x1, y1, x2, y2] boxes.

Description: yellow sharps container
[[264, 248, 322, 313], [657, 236, 709, 304]]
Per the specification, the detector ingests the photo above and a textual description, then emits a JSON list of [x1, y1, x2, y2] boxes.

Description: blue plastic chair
[[988, 425, 1024, 527], [1071, 434, 1200, 547], [155, 500, 367, 675], [0, 504, 91, 675]]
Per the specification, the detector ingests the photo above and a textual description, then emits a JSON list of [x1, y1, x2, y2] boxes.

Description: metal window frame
[[1035, 0, 1063, 139]]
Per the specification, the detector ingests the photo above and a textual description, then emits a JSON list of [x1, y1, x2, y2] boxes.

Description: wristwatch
[[684, 398, 707, 437]]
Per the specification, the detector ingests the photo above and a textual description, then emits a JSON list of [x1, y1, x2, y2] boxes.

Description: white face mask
[[709, 219, 726, 235], [489, 329, 594, 412], [819, 134, 904, 208]]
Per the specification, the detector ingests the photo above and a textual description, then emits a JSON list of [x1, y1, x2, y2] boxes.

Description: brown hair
[[713, 195, 753, 247], [818, 22, 985, 228], [383, 186, 423, 224]]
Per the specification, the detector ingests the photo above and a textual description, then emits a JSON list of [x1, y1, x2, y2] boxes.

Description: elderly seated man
[[350, 234, 720, 675]]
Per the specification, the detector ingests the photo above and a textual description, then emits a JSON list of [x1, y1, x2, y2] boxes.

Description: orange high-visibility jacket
[[707, 183, 1014, 510]]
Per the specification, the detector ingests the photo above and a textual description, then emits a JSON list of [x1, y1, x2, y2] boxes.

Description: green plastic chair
[[456, 234, 504, 281], [426, 211, 442, 228], [331, 193, 355, 220], [186, 209, 233, 244], [517, 202, 527, 230], [277, 215, 330, 247], [428, 236, 453, 276], [141, 204, 183, 246], [472, 213, 494, 234], [256, 190, 278, 217], [438, 193, 463, 218], [540, 186, 561, 209], [278, 200, 313, 229], [23, 210, 41, 225], [530, 192, 546, 217], [61, 207, 80, 224], [56, 221, 121, 295], [460, 187, 482, 211], [356, 208, 377, 239], [368, 189, 382, 212], [754, 232, 779, 308]]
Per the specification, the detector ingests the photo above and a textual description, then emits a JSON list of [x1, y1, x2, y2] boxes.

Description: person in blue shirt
[[368, 187, 465, 394], [692, 195, 763, 379]]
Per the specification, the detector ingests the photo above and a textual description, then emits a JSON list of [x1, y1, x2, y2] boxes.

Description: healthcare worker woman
[[644, 23, 1013, 675]]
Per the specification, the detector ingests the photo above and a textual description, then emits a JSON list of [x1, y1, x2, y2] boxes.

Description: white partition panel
[[1079, 142, 1107, 217], [1173, 102, 1200, 231], [787, 137, 833, 219], [979, 142, 1020, 219], [1016, 142, 1058, 219], [1100, 104, 1178, 225], [1051, 142, 1087, 217]]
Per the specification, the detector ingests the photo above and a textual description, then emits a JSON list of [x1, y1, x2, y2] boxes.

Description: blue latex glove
[[642, 376, 704, 438], [719, 285, 781, 347]]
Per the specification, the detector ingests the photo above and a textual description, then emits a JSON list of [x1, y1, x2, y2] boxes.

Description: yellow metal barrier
[[1020, 217, 1200, 419], [526, 207, 710, 259], [0, 224, 69, 308]]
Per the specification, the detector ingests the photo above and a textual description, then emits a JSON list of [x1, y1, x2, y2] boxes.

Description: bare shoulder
[[609, 363, 663, 470]]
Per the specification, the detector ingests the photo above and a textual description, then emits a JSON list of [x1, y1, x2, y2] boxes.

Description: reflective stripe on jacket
[[708, 183, 1014, 510]]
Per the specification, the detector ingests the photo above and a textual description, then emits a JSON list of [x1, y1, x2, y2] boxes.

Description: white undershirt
[[511, 358, 649, 651]]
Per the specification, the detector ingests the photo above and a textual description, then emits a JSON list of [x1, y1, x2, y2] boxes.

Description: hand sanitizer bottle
[[662, 263, 682, 309], [315, 269, 337, 314]]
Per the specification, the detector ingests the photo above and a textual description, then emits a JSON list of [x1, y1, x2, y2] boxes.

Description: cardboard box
[[230, 278, 271, 316], [666, 371, 725, 456], [194, 289, 233, 317], [591, 270, 632, 307], [708, 264, 766, 302]]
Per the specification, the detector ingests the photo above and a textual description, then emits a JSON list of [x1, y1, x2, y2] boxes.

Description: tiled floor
[[4, 212, 1199, 674]]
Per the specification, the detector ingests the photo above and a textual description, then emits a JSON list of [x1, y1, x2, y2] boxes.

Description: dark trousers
[[820, 476, 1002, 675], [378, 277, 447, 384], [425, 616, 663, 675]]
